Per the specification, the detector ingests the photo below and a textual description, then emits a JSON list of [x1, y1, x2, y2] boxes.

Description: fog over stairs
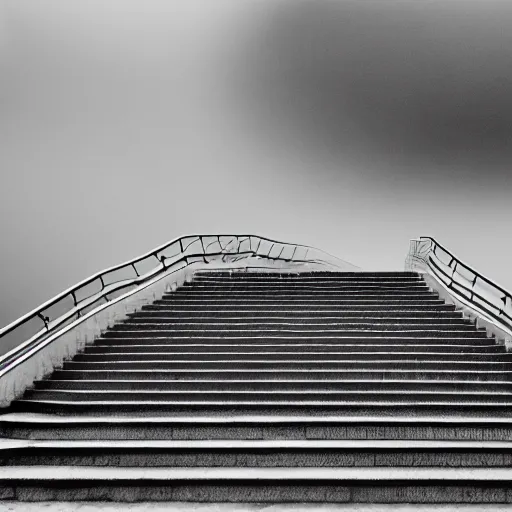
[[2, 270, 512, 503]]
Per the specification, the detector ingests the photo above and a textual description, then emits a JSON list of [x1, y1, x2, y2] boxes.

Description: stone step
[[178, 284, 430, 291], [153, 298, 446, 305], [192, 277, 424, 283], [3, 439, 512, 468], [50, 369, 512, 382], [12, 400, 512, 416], [179, 278, 428, 284], [191, 283, 430, 288], [3, 413, 512, 441], [22, 388, 512, 403], [35, 379, 512, 393], [61, 360, 512, 371], [124, 316, 468, 325], [169, 290, 436, 297], [102, 329, 489, 338], [4, 465, 512, 503], [193, 275, 424, 280], [108, 323, 481, 331], [96, 336, 497, 346], [72, 352, 512, 362], [132, 310, 462, 319], [85, 343, 502, 354], [143, 303, 456, 311], [172, 288, 436, 294], [193, 271, 421, 277]]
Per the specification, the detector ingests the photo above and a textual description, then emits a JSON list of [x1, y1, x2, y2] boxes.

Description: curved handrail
[[406, 236, 512, 334], [0, 234, 359, 371]]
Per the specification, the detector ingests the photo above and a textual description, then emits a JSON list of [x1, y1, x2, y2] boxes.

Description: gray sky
[[1, 0, 511, 329]]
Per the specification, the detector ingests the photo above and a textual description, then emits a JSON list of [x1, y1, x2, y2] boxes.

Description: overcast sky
[[1, 0, 511, 329]]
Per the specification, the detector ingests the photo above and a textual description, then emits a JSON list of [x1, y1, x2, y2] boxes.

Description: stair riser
[[101, 333, 490, 340], [3, 424, 512, 441], [86, 344, 502, 354], [192, 278, 424, 284], [181, 278, 428, 283], [6, 481, 512, 503], [51, 370, 512, 381], [192, 276, 423, 281], [153, 300, 447, 306], [167, 291, 436, 297], [143, 304, 455, 312], [22, 389, 512, 402], [124, 318, 468, 325], [170, 290, 436, 295], [178, 281, 429, 294], [192, 274, 422, 279], [96, 337, 497, 346], [73, 353, 512, 362], [35, 380, 512, 393], [194, 268, 422, 279], [62, 361, 510, 371], [131, 311, 463, 319], [12, 402, 512, 416], [184, 279, 428, 284], [107, 325, 483, 333], [3, 449, 512, 468]]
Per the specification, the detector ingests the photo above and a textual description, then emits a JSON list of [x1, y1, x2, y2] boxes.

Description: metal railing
[[406, 236, 512, 334], [0, 234, 358, 373]]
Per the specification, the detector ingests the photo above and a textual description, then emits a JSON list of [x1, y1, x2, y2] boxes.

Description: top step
[[193, 271, 421, 278]]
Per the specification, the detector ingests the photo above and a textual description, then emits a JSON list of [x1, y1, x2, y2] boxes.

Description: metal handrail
[[0, 234, 359, 372], [406, 236, 512, 333]]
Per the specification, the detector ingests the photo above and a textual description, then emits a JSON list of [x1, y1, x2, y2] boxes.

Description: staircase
[[2, 270, 512, 503]]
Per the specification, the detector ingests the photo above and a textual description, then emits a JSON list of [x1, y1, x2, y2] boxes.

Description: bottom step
[[2, 467, 512, 503]]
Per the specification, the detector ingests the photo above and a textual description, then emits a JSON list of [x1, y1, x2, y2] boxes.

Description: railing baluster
[[37, 313, 50, 331]]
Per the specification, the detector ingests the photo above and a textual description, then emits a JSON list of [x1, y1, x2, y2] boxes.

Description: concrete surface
[[2, 502, 512, 511]]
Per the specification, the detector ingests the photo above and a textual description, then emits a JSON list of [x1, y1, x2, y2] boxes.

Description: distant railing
[[0, 234, 358, 372], [406, 236, 512, 334]]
